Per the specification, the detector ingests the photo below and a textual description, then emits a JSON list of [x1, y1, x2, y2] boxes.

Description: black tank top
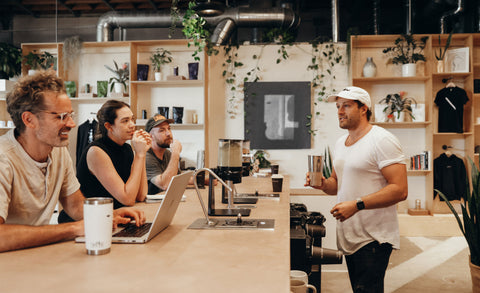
[[76, 136, 134, 209]]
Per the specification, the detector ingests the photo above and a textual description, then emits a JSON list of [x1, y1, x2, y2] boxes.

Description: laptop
[[76, 171, 193, 244]]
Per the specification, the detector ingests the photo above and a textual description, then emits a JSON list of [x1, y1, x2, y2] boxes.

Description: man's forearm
[[0, 222, 83, 252]]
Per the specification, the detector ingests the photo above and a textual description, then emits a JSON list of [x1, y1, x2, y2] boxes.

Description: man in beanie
[[307, 86, 408, 292]]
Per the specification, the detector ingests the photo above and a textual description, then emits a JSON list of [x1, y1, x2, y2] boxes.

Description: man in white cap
[[307, 86, 408, 292]]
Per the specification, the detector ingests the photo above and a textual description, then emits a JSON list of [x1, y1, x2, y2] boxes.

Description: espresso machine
[[207, 139, 255, 216]]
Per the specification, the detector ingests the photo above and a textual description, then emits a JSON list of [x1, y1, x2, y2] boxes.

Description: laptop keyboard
[[113, 222, 152, 237]]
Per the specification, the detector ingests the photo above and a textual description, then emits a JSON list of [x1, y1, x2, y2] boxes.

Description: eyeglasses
[[41, 111, 76, 122]]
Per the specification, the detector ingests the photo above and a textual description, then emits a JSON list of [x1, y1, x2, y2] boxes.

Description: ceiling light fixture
[[194, 0, 225, 17]]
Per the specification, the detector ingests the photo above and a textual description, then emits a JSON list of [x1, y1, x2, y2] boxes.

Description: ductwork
[[331, 0, 339, 42], [440, 0, 464, 33], [96, 7, 300, 45]]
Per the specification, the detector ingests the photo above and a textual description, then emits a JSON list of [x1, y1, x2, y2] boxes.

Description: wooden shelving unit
[[351, 33, 480, 214], [20, 40, 209, 167]]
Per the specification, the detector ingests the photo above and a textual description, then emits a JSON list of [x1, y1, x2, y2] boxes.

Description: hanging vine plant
[[182, 1, 211, 61], [263, 28, 295, 64], [169, 0, 181, 38]]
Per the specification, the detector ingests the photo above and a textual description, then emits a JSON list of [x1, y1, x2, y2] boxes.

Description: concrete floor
[[321, 236, 472, 293]]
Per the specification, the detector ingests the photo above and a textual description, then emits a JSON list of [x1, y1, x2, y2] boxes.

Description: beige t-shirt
[[0, 130, 80, 226]]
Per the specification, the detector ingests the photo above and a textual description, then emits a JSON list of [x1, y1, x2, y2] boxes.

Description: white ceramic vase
[[114, 82, 124, 94], [402, 63, 417, 77], [154, 72, 162, 81], [362, 57, 377, 77]]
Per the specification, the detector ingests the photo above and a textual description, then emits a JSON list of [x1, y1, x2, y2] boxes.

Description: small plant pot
[[402, 63, 416, 77], [114, 82, 124, 94], [437, 60, 445, 73], [154, 72, 162, 81], [28, 69, 37, 76]]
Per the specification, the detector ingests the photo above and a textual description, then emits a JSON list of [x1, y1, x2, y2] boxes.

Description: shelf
[[372, 122, 430, 128], [135, 123, 204, 129], [131, 80, 203, 87], [432, 72, 471, 78], [433, 131, 473, 136], [69, 97, 129, 102], [353, 76, 429, 83], [407, 170, 431, 175]]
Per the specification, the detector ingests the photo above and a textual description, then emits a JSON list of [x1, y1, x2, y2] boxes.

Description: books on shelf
[[409, 151, 431, 171]]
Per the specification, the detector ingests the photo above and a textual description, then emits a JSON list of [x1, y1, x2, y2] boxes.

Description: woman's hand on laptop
[[113, 207, 146, 228]]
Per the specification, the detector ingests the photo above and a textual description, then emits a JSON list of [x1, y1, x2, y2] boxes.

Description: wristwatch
[[356, 198, 365, 210]]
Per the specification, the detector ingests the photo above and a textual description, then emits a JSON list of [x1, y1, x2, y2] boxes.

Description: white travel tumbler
[[83, 197, 113, 255]]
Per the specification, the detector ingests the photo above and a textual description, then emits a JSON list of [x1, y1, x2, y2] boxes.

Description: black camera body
[[290, 203, 343, 292]]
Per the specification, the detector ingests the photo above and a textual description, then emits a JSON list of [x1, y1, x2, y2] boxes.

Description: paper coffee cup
[[83, 197, 113, 255]]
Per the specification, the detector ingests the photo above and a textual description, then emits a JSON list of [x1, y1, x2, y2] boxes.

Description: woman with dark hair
[[59, 100, 151, 223]]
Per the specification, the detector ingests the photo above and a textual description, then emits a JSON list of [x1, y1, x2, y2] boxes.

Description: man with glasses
[[0, 70, 145, 252]]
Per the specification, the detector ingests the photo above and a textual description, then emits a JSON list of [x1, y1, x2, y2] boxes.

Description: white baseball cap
[[327, 86, 371, 109]]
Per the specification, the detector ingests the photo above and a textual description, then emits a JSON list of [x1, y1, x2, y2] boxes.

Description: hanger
[[442, 77, 456, 88], [87, 112, 96, 123], [442, 145, 453, 157]]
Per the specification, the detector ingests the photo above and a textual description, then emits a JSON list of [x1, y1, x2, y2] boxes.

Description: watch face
[[357, 199, 365, 210]]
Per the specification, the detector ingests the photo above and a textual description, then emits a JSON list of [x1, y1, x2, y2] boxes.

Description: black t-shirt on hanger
[[434, 86, 468, 133]]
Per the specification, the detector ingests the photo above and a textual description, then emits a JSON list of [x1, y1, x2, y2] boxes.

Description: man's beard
[[157, 142, 170, 149]]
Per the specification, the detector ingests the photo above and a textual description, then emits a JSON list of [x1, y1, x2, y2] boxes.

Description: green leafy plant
[[436, 157, 480, 266], [383, 34, 428, 64], [253, 150, 271, 168], [323, 146, 333, 178], [169, 0, 181, 38], [379, 91, 417, 120], [263, 28, 295, 64], [150, 48, 173, 72], [40, 52, 55, 70], [182, 1, 210, 61], [104, 60, 129, 92], [23, 50, 55, 71], [23, 51, 42, 70], [435, 31, 453, 61], [306, 38, 344, 135], [0, 42, 22, 79]]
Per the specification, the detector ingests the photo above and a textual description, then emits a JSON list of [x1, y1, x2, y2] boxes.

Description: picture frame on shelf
[[446, 47, 469, 73]]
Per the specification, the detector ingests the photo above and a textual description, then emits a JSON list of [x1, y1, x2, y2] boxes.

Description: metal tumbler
[[308, 155, 324, 187]]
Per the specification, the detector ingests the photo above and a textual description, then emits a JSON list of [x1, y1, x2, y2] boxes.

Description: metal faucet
[[193, 168, 232, 226]]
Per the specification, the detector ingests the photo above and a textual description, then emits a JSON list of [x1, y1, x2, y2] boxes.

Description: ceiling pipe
[[406, 0, 412, 34], [440, 0, 464, 33], [96, 7, 300, 43], [331, 0, 339, 42]]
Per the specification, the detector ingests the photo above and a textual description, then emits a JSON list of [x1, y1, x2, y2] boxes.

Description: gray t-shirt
[[145, 149, 179, 194]]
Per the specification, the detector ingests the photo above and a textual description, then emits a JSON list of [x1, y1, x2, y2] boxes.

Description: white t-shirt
[[334, 125, 405, 255], [0, 129, 80, 226]]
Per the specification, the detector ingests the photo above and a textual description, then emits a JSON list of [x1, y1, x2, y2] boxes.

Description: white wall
[[220, 43, 350, 188]]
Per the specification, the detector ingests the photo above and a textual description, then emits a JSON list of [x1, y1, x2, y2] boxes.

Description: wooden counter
[[0, 177, 290, 293]]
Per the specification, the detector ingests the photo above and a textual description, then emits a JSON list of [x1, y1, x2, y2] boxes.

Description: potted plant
[[379, 91, 417, 122], [104, 60, 129, 94], [40, 51, 55, 70], [252, 150, 271, 173], [150, 48, 172, 81], [0, 42, 22, 79], [23, 50, 42, 75], [436, 157, 480, 292], [435, 31, 453, 73], [383, 34, 428, 77]]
